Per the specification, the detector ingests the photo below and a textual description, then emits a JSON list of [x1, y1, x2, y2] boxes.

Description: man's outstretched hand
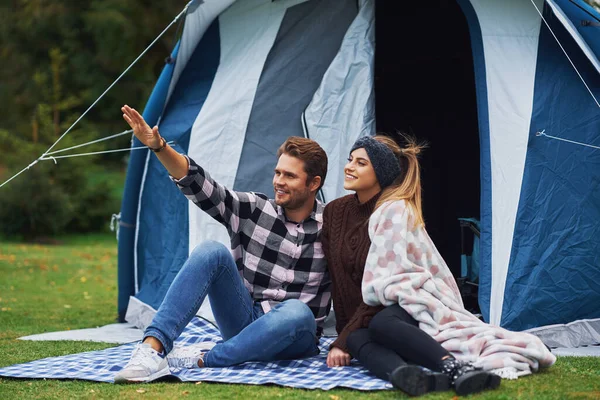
[[122, 105, 161, 149]]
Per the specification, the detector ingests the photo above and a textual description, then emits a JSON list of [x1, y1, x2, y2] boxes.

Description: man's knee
[[187, 240, 232, 271], [277, 299, 316, 333], [191, 240, 229, 258]]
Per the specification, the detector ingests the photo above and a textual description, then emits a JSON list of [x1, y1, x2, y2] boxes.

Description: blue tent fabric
[[117, 0, 600, 344], [455, 0, 493, 323], [117, 42, 181, 320], [0, 318, 391, 390], [555, 0, 600, 59], [501, 2, 600, 330], [135, 19, 221, 311]]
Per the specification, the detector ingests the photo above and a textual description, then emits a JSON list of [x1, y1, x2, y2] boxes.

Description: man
[[115, 105, 331, 383]]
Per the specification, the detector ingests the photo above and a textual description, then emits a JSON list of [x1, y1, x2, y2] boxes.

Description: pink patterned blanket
[[362, 200, 556, 378]]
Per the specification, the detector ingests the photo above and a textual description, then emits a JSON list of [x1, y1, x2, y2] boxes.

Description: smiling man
[[115, 105, 331, 383]]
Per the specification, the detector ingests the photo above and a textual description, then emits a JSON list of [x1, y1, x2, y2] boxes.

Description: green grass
[[1, 235, 599, 399]]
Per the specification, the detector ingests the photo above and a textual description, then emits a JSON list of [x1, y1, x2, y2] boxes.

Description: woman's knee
[[370, 305, 410, 333], [347, 329, 371, 356]]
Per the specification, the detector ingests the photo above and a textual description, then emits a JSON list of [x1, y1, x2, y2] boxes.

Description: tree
[[0, 1, 186, 237]]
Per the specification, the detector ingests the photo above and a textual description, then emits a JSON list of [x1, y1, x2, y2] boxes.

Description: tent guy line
[[0, 1, 192, 190], [39, 141, 177, 161], [45, 129, 134, 156], [537, 130, 600, 150], [529, 0, 600, 109]]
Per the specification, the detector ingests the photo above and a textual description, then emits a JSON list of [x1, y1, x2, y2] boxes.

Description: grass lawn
[[1, 234, 599, 399]]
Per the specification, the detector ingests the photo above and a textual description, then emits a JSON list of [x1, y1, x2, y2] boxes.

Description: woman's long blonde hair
[[373, 134, 427, 227]]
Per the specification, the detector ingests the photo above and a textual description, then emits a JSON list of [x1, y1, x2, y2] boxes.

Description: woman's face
[[344, 148, 379, 192]]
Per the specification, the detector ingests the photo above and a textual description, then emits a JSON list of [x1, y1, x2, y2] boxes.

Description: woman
[[359, 135, 556, 382], [322, 135, 552, 396]]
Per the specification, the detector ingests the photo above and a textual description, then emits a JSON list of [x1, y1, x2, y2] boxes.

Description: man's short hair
[[277, 137, 327, 190]]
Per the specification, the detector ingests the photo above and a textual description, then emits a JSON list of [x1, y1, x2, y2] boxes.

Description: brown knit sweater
[[322, 193, 384, 352]]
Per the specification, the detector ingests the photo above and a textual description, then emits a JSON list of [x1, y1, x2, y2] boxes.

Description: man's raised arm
[[121, 105, 188, 179]]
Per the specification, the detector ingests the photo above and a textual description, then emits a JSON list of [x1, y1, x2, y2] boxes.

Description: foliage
[[0, 0, 183, 144], [584, 0, 600, 13], [0, 1, 184, 236]]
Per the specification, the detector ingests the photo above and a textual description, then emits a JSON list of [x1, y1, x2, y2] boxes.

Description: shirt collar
[[277, 199, 323, 224]]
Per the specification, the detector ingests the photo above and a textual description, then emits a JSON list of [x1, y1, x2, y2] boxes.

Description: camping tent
[[116, 0, 600, 347]]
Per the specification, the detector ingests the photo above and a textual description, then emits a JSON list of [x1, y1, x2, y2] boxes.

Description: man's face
[[273, 153, 314, 210]]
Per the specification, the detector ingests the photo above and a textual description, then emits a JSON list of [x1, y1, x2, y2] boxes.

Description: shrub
[[0, 163, 75, 239]]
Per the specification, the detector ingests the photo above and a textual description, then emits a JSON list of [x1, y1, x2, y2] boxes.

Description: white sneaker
[[114, 343, 170, 383], [167, 341, 217, 369]]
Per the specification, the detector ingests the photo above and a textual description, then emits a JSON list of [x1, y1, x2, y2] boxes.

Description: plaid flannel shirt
[[173, 157, 332, 333]]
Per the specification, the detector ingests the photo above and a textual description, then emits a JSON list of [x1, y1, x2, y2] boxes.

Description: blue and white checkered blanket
[[0, 317, 391, 390]]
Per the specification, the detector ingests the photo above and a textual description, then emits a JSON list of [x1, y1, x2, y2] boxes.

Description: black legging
[[346, 304, 449, 381]]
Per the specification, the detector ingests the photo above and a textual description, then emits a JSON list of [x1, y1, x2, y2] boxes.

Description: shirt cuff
[[170, 155, 194, 186]]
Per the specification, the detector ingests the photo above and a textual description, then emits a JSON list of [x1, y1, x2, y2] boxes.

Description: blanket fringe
[[490, 367, 527, 380]]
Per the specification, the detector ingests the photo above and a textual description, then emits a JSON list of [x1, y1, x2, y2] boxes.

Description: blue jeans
[[144, 240, 320, 367]]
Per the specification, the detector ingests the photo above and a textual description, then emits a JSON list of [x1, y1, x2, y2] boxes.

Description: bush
[[0, 164, 75, 239], [68, 179, 120, 233]]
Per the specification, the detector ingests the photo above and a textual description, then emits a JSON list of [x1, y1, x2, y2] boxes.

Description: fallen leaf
[[195, 382, 202, 385], [64, 304, 72, 309], [329, 396, 340, 400], [90, 389, 95, 393], [182, 391, 190, 395], [52, 265, 59, 271], [136, 389, 146, 393], [80, 276, 87, 283], [39, 264, 48, 271]]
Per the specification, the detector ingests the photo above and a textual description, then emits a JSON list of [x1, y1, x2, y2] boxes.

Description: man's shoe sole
[[114, 364, 171, 384]]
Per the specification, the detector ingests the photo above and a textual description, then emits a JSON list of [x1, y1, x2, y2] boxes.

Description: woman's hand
[[326, 347, 351, 367], [121, 105, 162, 149]]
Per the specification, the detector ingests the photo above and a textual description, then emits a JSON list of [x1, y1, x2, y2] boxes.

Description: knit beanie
[[350, 136, 401, 189]]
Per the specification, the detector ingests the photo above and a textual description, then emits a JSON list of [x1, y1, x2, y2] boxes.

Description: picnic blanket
[[362, 200, 557, 379], [0, 317, 390, 390]]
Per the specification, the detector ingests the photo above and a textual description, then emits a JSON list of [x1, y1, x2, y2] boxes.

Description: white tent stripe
[[469, 0, 545, 325], [186, 0, 309, 253]]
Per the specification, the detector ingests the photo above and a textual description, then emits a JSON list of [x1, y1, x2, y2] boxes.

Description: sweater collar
[[354, 192, 382, 219]]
